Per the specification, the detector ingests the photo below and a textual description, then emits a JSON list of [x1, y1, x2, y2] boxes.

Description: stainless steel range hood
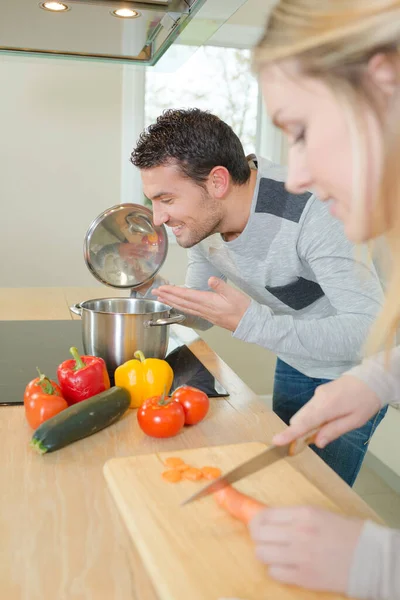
[[0, 0, 247, 66]]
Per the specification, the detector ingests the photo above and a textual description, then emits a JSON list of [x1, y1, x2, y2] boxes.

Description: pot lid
[[84, 203, 168, 289]]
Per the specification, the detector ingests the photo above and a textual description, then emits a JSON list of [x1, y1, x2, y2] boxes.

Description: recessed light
[[111, 8, 140, 19], [40, 2, 69, 12]]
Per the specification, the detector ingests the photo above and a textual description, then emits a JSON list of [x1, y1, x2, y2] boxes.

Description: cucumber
[[30, 386, 130, 454]]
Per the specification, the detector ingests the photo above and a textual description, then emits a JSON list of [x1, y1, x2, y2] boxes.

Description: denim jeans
[[273, 358, 388, 487]]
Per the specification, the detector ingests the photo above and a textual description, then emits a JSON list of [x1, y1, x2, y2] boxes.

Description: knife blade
[[181, 428, 320, 506]]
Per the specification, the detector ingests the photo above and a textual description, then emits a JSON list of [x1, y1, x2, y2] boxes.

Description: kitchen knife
[[181, 428, 320, 506]]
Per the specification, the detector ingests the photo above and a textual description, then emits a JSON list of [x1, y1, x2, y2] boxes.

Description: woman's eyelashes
[[291, 127, 306, 146], [295, 128, 306, 144], [283, 123, 306, 146]]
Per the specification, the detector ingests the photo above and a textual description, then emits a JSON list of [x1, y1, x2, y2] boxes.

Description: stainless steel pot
[[70, 298, 185, 374]]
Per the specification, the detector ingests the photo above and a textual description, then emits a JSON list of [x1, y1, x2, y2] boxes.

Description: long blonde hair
[[254, 0, 400, 351]]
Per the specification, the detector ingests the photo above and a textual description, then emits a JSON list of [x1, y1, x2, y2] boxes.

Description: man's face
[[141, 163, 223, 248]]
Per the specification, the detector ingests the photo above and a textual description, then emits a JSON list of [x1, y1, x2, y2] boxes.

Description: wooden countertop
[[0, 287, 381, 600]]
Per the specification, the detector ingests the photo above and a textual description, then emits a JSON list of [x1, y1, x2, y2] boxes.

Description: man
[[130, 108, 385, 486]]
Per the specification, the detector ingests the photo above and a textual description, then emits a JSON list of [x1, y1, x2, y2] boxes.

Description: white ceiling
[[208, 0, 276, 48], [227, 0, 276, 26]]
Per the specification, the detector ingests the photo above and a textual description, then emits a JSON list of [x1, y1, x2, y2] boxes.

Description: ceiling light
[[40, 2, 69, 12], [111, 8, 140, 19]]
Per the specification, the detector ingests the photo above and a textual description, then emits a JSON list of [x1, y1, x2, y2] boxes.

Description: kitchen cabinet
[[0, 287, 381, 600]]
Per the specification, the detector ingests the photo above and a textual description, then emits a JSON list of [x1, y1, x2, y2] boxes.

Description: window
[[145, 46, 259, 156]]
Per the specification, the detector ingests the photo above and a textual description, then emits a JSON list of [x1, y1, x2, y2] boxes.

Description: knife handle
[[288, 427, 320, 456]]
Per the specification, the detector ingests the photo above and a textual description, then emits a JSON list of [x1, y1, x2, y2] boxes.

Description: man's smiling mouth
[[171, 225, 184, 236]]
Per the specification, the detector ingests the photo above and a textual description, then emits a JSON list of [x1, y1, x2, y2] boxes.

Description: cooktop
[[0, 320, 228, 406]]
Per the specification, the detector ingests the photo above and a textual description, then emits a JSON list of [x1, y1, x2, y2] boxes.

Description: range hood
[[0, 0, 247, 66]]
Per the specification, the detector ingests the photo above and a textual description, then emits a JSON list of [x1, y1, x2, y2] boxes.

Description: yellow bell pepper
[[114, 350, 174, 409]]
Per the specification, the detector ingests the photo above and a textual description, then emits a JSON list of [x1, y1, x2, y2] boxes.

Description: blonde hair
[[254, 0, 400, 351]]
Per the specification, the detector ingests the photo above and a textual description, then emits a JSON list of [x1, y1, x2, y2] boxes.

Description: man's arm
[[234, 199, 384, 361]]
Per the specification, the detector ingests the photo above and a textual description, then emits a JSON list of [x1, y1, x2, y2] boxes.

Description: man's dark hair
[[131, 108, 251, 187]]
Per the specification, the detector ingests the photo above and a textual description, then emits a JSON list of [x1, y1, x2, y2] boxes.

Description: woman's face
[[260, 61, 383, 243]]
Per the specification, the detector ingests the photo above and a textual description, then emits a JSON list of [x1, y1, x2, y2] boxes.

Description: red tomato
[[137, 395, 185, 438], [171, 386, 210, 425], [141, 232, 159, 246], [24, 372, 68, 429]]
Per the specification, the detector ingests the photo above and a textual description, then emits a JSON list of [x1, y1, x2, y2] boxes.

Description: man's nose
[[285, 147, 313, 195], [152, 205, 168, 228]]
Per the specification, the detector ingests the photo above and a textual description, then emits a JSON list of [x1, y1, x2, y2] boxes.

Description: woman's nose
[[285, 147, 313, 195]]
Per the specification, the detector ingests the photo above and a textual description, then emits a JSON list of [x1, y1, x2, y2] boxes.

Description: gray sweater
[[346, 350, 400, 600], [183, 156, 384, 379]]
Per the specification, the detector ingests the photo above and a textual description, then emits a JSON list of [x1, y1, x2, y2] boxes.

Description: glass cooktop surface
[[0, 320, 228, 406]]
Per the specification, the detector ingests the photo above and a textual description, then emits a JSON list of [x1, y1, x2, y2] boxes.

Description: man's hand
[[131, 278, 155, 296], [272, 375, 382, 449], [152, 276, 251, 332]]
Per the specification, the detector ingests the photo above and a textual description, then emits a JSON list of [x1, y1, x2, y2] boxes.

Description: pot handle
[[69, 303, 83, 317], [144, 313, 185, 327]]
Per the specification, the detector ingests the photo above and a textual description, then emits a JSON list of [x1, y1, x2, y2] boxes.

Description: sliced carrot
[[164, 457, 185, 468], [201, 466, 222, 480], [183, 467, 203, 481], [174, 463, 190, 472], [214, 485, 265, 524], [162, 469, 182, 483]]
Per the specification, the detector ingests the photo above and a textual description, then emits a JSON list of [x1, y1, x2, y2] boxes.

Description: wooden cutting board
[[104, 443, 351, 600]]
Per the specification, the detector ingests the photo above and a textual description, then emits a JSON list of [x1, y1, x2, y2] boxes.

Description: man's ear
[[208, 166, 230, 198], [368, 52, 399, 98]]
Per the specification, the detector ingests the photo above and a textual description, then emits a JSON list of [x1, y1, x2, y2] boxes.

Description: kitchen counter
[[0, 287, 382, 600]]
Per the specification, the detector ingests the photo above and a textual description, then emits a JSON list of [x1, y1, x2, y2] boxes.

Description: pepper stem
[[70, 347, 86, 370], [35, 367, 55, 395], [134, 350, 146, 363]]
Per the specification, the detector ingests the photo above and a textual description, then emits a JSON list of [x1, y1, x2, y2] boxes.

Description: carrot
[[182, 467, 203, 481], [164, 457, 185, 468], [174, 463, 190, 472], [214, 485, 266, 524], [201, 466, 222, 480], [162, 469, 182, 483]]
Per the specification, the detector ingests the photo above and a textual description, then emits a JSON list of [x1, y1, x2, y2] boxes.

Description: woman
[[246, 1, 400, 598]]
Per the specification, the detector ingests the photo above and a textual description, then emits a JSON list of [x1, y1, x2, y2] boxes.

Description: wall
[[0, 54, 123, 287], [367, 407, 400, 484]]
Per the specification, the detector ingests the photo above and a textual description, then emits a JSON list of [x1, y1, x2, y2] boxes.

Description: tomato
[[141, 232, 159, 245], [137, 395, 185, 438], [171, 385, 209, 425], [24, 371, 68, 429]]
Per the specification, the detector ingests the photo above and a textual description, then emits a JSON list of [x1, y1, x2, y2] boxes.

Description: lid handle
[[125, 213, 154, 235]]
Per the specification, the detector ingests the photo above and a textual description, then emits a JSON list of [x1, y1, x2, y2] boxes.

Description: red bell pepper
[[57, 347, 110, 405], [24, 368, 68, 429]]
